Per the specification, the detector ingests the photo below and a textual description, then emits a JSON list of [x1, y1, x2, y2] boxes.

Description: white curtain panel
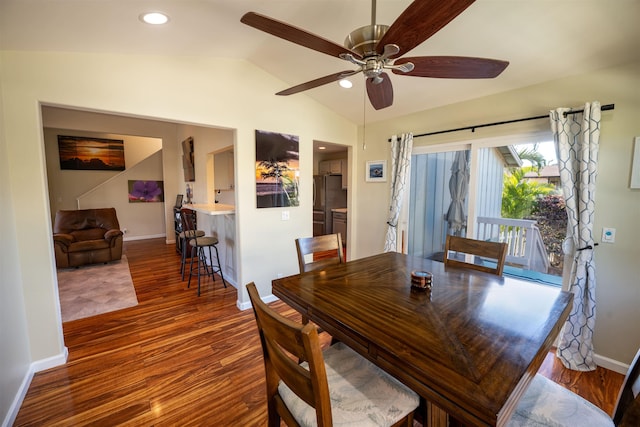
[[384, 133, 413, 252], [446, 150, 470, 236], [550, 101, 601, 371]]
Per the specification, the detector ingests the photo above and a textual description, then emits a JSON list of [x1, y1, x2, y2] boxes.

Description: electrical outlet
[[602, 227, 616, 243], [123, 228, 128, 234], [281, 211, 290, 221]]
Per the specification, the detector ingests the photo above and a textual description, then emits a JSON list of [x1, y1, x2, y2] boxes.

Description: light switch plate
[[602, 227, 616, 243]]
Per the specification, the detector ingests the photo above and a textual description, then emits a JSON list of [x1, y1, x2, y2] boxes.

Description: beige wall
[[40, 107, 184, 244], [174, 125, 234, 207], [78, 150, 166, 239], [43, 126, 165, 239], [353, 60, 640, 366], [43, 130, 163, 210], [0, 49, 356, 420], [0, 54, 32, 425]]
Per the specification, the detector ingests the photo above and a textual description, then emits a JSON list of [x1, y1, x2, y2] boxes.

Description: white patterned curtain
[[550, 101, 601, 371], [384, 133, 413, 252], [446, 150, 470, 236]]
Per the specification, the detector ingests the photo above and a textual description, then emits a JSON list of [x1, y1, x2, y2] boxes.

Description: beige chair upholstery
[[246, 282, 419, 427], [508, 347, 640, 426], [444, 234, 507, 276], [295, 233, 344, 273]]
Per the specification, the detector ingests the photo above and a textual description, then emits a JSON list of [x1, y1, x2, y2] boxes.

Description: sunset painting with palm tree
[[255, 130, 299, 208]]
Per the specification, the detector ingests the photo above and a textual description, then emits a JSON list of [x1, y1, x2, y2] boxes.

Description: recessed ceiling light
[[339, 79, 353, 89], [140, 12, 170, 25], [318, 146, 327, 150]]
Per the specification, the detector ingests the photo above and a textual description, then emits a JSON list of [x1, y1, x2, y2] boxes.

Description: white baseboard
[[123, 233, 166, 242], [2, 347, 68, 427], [595, 352, 629, 375], [237, 293, 278, 311]]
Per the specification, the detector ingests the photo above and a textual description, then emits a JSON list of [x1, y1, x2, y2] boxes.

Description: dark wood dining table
[[272, 251, 573, 427]]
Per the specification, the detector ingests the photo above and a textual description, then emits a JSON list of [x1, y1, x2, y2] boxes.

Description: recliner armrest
[[53, 233, 75, 247], [104, 229, 124, 241]]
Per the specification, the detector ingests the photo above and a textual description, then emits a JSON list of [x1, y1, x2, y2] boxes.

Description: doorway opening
[[313, 140, 349, 260]]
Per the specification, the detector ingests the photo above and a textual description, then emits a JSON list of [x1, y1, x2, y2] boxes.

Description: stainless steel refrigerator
[[313, 174, 347, 236]]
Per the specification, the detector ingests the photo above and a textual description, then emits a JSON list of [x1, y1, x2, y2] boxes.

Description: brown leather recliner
[[53, 208, 123, 268]]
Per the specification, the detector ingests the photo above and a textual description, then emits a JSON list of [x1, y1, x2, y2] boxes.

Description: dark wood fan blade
[[276, 70, 358, 96], [366, 73, 393, 110], [393, 56, 509, 78], [377, 0, 475, 57], [241, 12, 361, 59]]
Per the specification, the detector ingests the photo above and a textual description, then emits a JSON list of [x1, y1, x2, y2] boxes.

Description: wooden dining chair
[[507, 347, 640, 426], [295, 233, 344, 273], [295, 233, 345, 334], [444, 234, 508, 276], [246, 282, 419, 427]]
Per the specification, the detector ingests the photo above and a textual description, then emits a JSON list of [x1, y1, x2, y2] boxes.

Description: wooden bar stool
[[180, 209, 227, 296]]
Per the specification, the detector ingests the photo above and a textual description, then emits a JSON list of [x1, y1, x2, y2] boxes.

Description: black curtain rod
[[391, 103, 614, 140]]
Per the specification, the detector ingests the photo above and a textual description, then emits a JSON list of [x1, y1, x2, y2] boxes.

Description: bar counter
[[185, 203, 235, 215], [184, 203, 236, 286]]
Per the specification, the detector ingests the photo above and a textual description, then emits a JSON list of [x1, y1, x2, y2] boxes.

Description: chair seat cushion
[[188, 236, 218, 247], [68, 239, 111, 252], [278, 342, 419, 427], [507, 373, 614, 426]]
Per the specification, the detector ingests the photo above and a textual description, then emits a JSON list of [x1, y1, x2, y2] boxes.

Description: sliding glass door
[[404, 132, 566, 285]]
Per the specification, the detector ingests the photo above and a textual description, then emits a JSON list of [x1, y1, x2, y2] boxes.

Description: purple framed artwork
[[128, 180, 164, 203]]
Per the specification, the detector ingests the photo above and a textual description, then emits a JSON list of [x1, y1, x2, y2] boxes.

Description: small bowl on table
[[411, 270, 433, 292]]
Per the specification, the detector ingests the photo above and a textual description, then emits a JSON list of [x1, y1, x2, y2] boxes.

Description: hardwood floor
[[14, 238, 624, 426]]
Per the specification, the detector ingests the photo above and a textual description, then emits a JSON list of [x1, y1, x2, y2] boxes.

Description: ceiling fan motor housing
[[344, 25, 390, 80], [344, 25, 388, 57]]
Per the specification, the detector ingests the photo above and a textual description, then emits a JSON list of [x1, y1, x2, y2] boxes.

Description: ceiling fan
[[241, 0, 508, 110]]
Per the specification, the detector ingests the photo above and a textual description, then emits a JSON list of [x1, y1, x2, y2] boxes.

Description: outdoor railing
[[476, 216, 550, 273]]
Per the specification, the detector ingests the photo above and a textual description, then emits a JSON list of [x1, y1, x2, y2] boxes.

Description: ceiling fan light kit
[[339, 79, 353, 89], [241, 0, 508, 110]]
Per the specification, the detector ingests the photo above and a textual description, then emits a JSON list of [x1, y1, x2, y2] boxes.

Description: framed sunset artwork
[[57, 135, 125, 171]]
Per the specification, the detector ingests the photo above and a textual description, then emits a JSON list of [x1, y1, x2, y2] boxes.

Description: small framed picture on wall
[[366, 160, 387, 182]]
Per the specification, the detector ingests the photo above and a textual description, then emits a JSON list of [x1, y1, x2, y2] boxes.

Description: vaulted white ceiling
[[2, 0, 639, 124]]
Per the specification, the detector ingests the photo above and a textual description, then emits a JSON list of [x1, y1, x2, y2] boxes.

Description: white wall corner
[[2, 347, 68, 427]]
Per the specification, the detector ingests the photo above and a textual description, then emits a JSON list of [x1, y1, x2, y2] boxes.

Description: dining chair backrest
[[444, 234, 508, 276], [295, 233, 344, 273], [613, 347, 640, 425], [246, 282, 333, 426]]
